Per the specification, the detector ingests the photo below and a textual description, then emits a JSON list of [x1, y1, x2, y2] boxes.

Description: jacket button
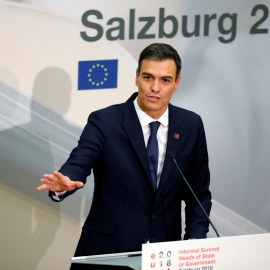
[[151, 214, 155, 220]]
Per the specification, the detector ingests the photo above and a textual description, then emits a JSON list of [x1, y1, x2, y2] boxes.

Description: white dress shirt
[[133, 97, 169, 187]]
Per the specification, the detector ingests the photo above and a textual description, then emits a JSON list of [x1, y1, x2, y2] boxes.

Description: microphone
[[168, 151, 220, 238]]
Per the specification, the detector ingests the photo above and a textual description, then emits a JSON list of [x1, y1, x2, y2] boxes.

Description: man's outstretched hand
[[37, 171, 84, 192]]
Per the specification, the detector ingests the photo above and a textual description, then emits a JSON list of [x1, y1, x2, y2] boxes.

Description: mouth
[[147, 95, 160, 101]]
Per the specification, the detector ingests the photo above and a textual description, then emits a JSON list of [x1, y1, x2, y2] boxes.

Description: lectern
[[71, 233, 270, 269]]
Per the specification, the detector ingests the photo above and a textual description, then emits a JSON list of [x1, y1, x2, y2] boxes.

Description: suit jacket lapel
[[122, 95, 185, 192], [122, 93, 152, 186], [158, 104, 185, 191]]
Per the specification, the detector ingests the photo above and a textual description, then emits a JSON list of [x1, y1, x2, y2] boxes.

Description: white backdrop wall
[[0, 0, 269, 269]]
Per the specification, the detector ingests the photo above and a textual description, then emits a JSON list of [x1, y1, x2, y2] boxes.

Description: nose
[[151, 79, 160, 92]]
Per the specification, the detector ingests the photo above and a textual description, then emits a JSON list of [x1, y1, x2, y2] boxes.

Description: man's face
[[136, 59, 181, 119]]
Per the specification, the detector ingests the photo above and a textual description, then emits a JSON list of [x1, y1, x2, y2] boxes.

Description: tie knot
[[150, 121, 160, 136]]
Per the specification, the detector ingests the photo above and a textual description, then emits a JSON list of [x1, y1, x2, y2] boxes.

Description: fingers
[[53, 171, 64, 179], [36, 176, 53, 191], [37, 183, 48, 191], [37, 171, 84, 192], [37, 172, 61, 192], [43, 171, 61, 181]]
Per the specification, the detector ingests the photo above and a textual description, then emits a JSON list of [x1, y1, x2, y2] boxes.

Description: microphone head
[[168, 151, 176, 160]]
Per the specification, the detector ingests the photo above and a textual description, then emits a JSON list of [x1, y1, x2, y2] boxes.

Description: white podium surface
[[142, 233, 270, 270], [71, 251, 142, 269]]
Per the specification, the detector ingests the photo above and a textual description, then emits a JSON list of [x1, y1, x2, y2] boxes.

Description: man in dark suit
[[37, 43, 212, 268]]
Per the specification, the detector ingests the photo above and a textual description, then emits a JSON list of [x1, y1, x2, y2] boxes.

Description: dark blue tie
[[147, 121, 160, 191]]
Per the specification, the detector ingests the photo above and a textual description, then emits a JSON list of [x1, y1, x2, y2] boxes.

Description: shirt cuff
[[52, 191, 67, 201]]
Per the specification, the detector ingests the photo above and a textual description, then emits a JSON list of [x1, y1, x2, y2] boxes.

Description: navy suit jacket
[[51, 92, 211, 256]]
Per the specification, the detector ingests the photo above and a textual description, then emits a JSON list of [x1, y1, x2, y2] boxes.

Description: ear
[[174, 75, 181, 92], [135, 69, 139, 86]]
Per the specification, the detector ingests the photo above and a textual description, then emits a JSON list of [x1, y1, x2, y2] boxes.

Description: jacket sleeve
[[49, 111, 106, 202]]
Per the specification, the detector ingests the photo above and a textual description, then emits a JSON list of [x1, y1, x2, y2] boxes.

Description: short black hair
[[137, 43, 182, 80]]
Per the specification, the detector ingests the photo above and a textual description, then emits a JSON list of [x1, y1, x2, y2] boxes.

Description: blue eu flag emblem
[[78, 59, 118, 90]]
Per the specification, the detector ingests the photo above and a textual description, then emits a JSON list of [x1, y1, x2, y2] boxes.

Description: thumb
[[74, 181, 84, 189]]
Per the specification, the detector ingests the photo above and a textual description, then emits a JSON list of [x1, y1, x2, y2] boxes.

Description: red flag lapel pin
[[174, 133, 180, 140]]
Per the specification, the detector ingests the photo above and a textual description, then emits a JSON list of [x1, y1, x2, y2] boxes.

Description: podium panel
[[142, 233, 270, 270]]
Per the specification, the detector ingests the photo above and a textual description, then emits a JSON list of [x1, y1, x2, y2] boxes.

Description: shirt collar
[[133, 97, 169, 128]]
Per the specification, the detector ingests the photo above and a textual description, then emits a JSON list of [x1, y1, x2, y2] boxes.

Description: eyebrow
[[141, 72, 174, 80]]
